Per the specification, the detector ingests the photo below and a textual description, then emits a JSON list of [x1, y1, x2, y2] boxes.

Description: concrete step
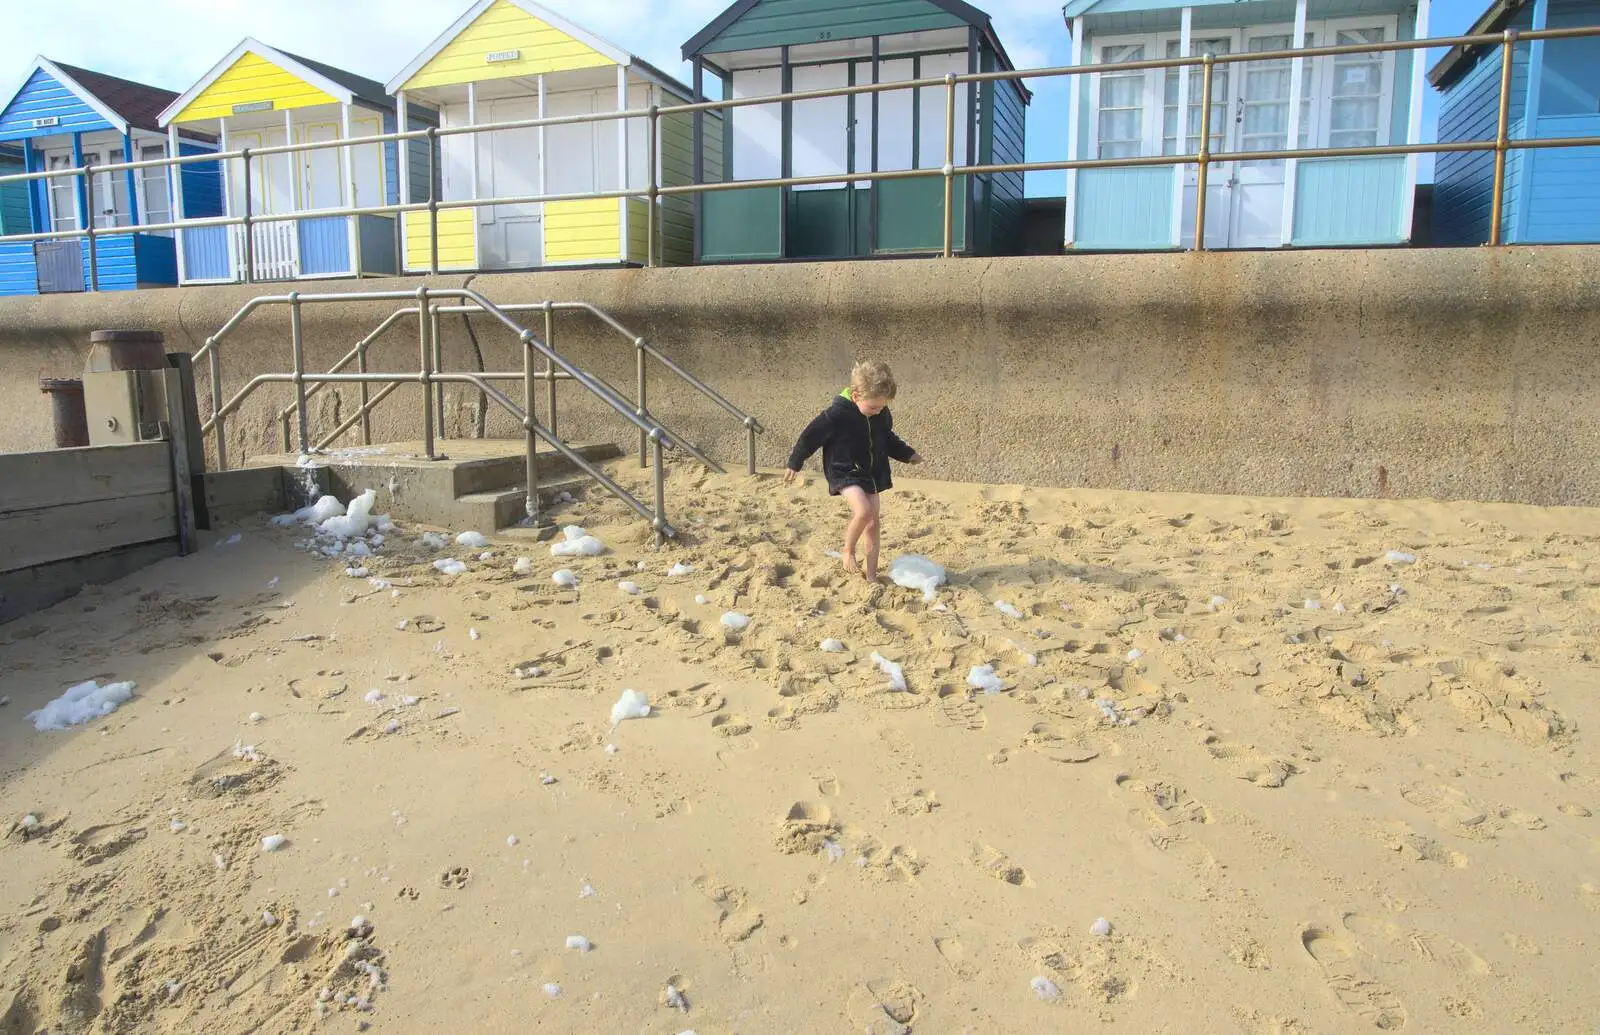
[[257, 439, 622, 531], [456, 473, 596, 532]]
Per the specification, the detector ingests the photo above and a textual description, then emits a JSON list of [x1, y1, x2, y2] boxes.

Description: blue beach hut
[[1430, 0, 1600, 244], [0, 57, 222, 295]]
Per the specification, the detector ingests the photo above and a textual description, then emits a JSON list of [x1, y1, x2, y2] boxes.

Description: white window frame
[[1089, 34, 1159, 159], [1087, 16, 1399, 160], [136, 140, 172, 236], [1156, 29, 1241, 158]]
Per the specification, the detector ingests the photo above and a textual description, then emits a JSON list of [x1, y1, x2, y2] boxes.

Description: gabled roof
[[0, 57, 174, 135], [683, 0, 1028, 91], [158, 38, 391, 127], [386, 0, 695, 98], [1427, 0, 1529, 90]]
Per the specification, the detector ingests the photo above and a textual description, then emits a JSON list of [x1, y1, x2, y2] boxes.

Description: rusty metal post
[[1489, 30, 1518, 246], [1193, 56, 1216, 252]]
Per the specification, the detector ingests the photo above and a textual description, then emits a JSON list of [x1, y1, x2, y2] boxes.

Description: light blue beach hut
[[0, 58, 222, 295], [1430, 0, 1600, 244], [1062, 0, 1429, 249]]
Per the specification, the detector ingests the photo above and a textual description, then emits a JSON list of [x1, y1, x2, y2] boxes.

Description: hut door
[[1164, 34, 1237, 248], [789, 63, 854, 258], [1229, 30, 1307, 248], [480, 97, 543, 269]]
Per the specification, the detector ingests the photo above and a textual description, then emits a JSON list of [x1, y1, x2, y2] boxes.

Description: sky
[[1, 0, 1485, 192]]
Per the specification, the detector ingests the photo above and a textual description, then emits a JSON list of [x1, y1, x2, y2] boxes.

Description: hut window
[[1327, 27, 1385, 148], [1540, 8, 1600, 117], [1163, 37, 1231, 156], [139, 144, 172, 234], [1097, 44, 1147, 159], [730, 67, 783, 180]]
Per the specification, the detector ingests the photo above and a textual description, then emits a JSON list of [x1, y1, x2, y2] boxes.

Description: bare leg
[[840, 486, 871, 574], [862, 493, 882, 582]]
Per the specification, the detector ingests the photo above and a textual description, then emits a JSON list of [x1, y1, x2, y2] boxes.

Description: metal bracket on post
[[942, 73, 956, 259], [651, 429, 667, 549], [636, 337, 649, 468], [427, 128, 440, 276], [646, 106, 659, 268], [83, 159, 99, 292], [1489, 29, 1518, 247], [544, 302, 558, 439], [241, 147, 255, 284], [289, 292, 309, 455], [418, 286, 435, 461], [1193, 56, 1215, 252]]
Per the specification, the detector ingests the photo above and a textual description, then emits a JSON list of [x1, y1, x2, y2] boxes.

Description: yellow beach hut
[[159, 39, 436, 284], [386, 0, 720, 271]]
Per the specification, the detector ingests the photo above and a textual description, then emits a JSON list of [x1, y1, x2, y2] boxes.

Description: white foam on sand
[[319, 489, 377, 539], [552, 569, 578, 588], [551, 526, 605, 557], [609, 689, 651, 726], [967, 665, 1004, 694], [457, 531, 490, 549], [888, 555, 947, 602], [433, 559, 468, 576], [870, 653, 907, 691], [721, 612, 751, 632], [28, 680, 138, 731], [296, 495, 345, 525]]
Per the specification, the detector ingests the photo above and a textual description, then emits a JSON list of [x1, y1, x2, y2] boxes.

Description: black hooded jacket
[[786, 388, 917, 495]]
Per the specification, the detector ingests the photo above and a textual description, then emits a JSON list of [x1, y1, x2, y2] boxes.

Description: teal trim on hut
[[683, 0, 1030, 262]]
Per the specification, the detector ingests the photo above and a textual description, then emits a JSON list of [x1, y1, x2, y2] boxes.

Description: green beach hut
[[682, 0, 1030, 262]]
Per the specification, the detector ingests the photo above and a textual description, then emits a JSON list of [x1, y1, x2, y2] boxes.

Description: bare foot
[[862, 567, 879, 584], [842, 550, 861, 575]]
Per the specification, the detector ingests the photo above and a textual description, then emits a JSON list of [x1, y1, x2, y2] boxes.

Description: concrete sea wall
[[0, 248, 1595, 506]]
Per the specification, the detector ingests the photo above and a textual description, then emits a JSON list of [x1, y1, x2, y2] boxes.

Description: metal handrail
[[0, 25, 1588, 268], [432, 300, 764, 475], [197, 287, 705, 542]]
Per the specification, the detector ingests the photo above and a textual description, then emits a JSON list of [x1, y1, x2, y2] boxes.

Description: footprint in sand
[[776, 802, 841, 855], [1117, 775, 1213, 826], [766, 704, 799, 731], [1201, 734, 1295, 788], [659, 685, 725, 717], [815, 772, 841, 796], [711, 713, 752, 737], [1125, 806, 1221, 880], [1342, 914, 1490, 975], [1300, 924, 1408, 1030], [888, 789, 938, 816], [1398, 785, 1499, 840], [1024, 723, 1100, 764], [936, 686, 986, 731], [934, 936, 978, 979], [438, 866, 471, 890], [988, 747, 1011, 766], [1385, 826, 1470, 869], [691, 875, 764, 943], [850, 833, 923, 883], [844, 980, 923, 1034], [969, 841, 1032, 886]]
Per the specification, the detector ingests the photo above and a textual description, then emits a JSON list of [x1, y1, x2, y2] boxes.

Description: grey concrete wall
[[1, 248, 1596, 506]]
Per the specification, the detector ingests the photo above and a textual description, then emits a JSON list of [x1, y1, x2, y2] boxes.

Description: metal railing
[[277, 299, 763, 477], [194, 287, 738, 544], [0, 24, 1592, 278]]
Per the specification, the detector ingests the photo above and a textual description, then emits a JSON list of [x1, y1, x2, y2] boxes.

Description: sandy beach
[[2, 460, 1598, 1034]]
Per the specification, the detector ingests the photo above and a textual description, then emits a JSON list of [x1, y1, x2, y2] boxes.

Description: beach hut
[[1430, 0, 1600, 244], [159, 40, 436, 284], [0, 58, 222, 296], [681, 0, 1030, 262], [386, 0, 709, 271], [1062, 0, 1428, 250]]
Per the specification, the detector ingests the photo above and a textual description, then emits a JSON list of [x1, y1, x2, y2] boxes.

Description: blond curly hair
[[851, 360, 898, 402]]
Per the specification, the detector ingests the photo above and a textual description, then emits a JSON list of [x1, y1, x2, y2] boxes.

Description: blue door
[[35, 239, 83, 293]]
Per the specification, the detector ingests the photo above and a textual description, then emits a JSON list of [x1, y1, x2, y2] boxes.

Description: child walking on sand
[[784, 360, 923, 582]]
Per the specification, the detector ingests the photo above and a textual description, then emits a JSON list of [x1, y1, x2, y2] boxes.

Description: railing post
[[431, 304, 445, 441], [1489, 30, 1518, 247], [942, 73, 957, 259], [280, 412, 292, 454], [241, 147, 255, 284], [521, 329, 541, 529], [289, 292, 309, 455], [646, 106, 658, 268], [637, 337, 649, 468], [418, 286, 435, 461], [83, 159, 99, 292], [544, 302, 558, 439], [651, 430, 667, 549], [208, 340, 228, 471], [1193, 56, 1215, 252], [427, 128, 440, 276], [746, 417, 757, 476], [358, 338, 372, 446]]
